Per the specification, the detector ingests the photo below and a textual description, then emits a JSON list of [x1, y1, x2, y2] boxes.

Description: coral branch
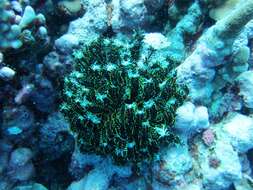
[[215, 1, 253, 38]]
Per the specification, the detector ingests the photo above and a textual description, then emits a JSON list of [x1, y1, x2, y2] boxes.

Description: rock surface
[[175, 102, 209, 137], [236, 71, 253, 108], [222, 113, 253, 153]]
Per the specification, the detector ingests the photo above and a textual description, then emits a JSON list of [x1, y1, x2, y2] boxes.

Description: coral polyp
[[61, 35, 188, 164]]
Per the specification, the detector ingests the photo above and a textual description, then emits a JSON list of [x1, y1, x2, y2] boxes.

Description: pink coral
[[209, 156, 221, 169], [202, 129, 215, 146]]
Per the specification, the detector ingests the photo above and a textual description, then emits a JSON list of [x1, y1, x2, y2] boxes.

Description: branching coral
[[61, 34, 188, 164], [166, 1, 204, 64], [215, 0, 253, 39], [0, 0, 21, 49], [0, 0, 48, 51], [176, 0, 253, 104]]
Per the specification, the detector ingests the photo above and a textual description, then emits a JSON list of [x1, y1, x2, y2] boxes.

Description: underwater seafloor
[[1, 0, 253, 190]]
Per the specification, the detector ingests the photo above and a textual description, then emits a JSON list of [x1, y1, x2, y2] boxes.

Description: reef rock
[[174, 102, 209, 138], [0, 67, 16, 81], [7, 148, 34, 181], [236, 71, 253, 108], [67, 0, 107, 44], [222, 112, 253, 153], [39, 112, 74, 161], [55, 34, 79, 54], [153, 144, 192, 185], [196, 126, 242, 190]]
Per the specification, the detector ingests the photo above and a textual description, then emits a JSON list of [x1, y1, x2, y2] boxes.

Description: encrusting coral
[[61, 33, 188, 165]]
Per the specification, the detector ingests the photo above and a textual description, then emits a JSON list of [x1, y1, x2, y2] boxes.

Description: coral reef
[[1, 0, 253, 189]]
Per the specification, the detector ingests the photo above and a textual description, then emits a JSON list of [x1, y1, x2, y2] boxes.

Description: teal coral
[[61, 34, 188, 164]]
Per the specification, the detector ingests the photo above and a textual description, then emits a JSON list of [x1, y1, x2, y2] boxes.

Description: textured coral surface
[[61, 35, 188, 164]]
